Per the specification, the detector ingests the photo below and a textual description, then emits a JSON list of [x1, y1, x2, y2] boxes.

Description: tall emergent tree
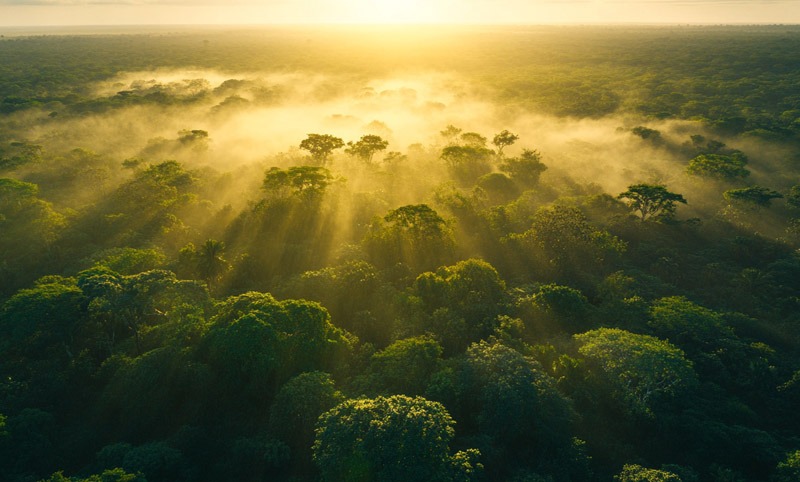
[[618, 183, 687, 222], [262, 166, 334, 199], [345, 135, 389, 163], [491, 130, 519, 158], [299, 134, 345, 165]]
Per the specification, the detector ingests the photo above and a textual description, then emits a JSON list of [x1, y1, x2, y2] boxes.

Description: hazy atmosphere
[[2, 5, 800, 482], [2, 0, 800, 26]]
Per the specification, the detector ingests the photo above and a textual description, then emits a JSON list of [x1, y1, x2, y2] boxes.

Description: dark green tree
[[618, 184, 687, 222], [269, 371, 345, 455], [687, 153, 749, 180], [723, 186, 783, 207], [575, 328, 697, 416], [356, 336, 443, 396]]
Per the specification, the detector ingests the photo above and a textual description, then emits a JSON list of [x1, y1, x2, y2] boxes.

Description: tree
[[269, 371, 345, 453], [425, 342, 581, 480], [202, 294, 353, 392], [774, 450, 800, 482], [440, 145, 494, 185], [618, 184, 687, 222], [492, 130, 519, 157], [345, 135, 389, 163], [631, 126, 662, 141], [575, 328, 697, 416], [363, 204, 455, 273], [687, 153, 749, 180], [499, 149, 547, 188], [723, 186, 783, 207], [459, 132, 488, 148], [39, 468, 146, 482], [615, 464, 682, 482], [507, 205, 626, 281], [412, 259, 506, 353], [196, 239, 226, 281], [356, 336, 443, 396], [262, 165, 334, 199], [313, 395, 481, 482], [440, 125, 463, 145], [299, 134, 344, 164]]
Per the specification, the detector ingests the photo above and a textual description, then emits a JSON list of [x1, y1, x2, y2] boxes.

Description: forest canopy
[[1, 25, 800, 482]]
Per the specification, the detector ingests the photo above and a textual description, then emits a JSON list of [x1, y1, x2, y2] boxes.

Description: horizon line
[[2, 21, 800, 29]]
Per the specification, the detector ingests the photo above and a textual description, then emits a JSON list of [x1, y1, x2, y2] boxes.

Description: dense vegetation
[[1, 25, 800, 482]]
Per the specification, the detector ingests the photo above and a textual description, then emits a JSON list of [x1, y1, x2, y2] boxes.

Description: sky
[[0, 0, 799, 26]]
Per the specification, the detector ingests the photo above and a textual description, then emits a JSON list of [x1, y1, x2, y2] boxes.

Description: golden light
[[348, 0, 440, 24]]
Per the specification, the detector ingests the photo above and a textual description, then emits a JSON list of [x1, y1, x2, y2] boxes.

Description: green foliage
[[356, 336, 444, 396], [3, 26, 800, 482], [773, 450, 800, 482], [507, 205, 626, 282], [299, 134, 345, 164], [39, 468, 147, 482], [269, 371, 345, 453], [723, 186, 783, 207], [648, 296, 734, 352], [413, 259, 506, 353], [262, 165, 334, 199], [631, 126, 662, 141], [426, 341, 578, 479], [492, 130, 519, 157], [313, 395, 480, 482], [85, 248, 166, 275], [345, 135, 389, 163], [615, 464, 682, 482], [363, 204, 455, 273], [575, 328, 697, 416], [203, 293, 353, 391], [687, 153, 749, 180], [618, 184, 687, 222], [440, 145, 495, 185], [178, 240, 229, 287], [516, 283, 594, 335], [498, 149, 547, 188]]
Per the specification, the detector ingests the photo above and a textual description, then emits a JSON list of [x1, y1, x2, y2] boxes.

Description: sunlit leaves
[[345, 135, 389, 163], [491, 130, 519, 157], [203, 293, 353, 388], [575, 328, 697, 416], [262, 166, 334, 200], [498, 149, 547, 189], [299, 134, 345, 165], [364, 204, 455, 273], [618, 184, 687, 222], [614, 464, 681, 482], [687, 153, 750, 180], [313, 395, 478, 482]]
